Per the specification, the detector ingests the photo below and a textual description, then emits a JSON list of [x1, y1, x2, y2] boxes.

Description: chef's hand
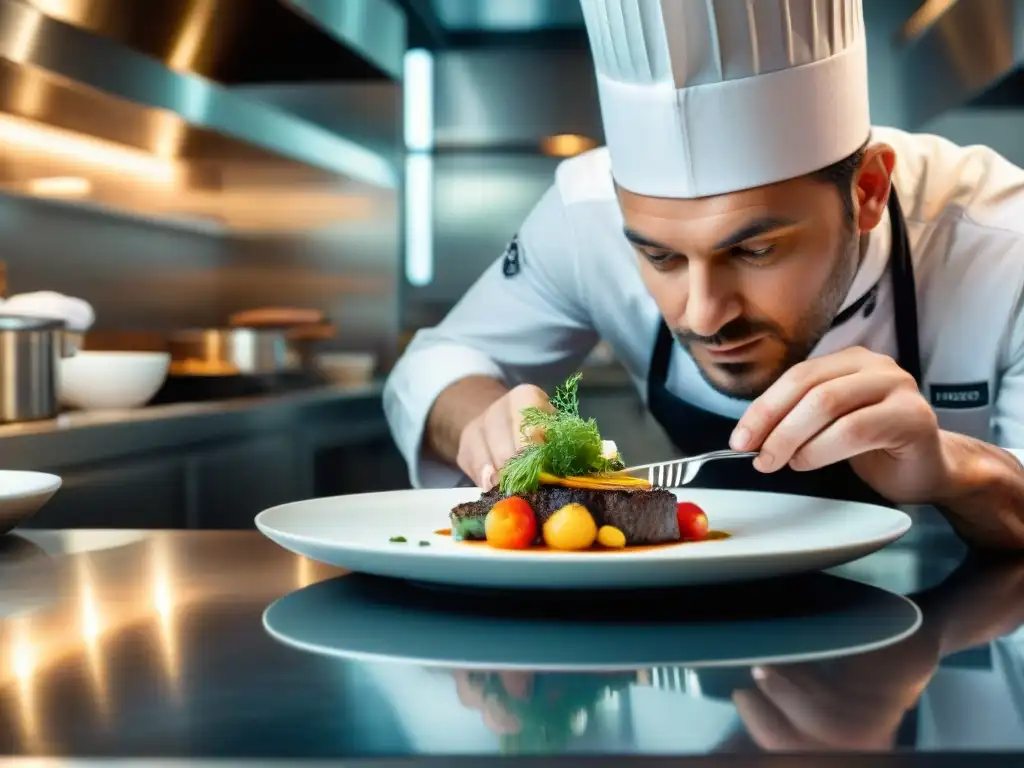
[[730, 346, 948, 503], [733, 583, 943, 751], [457, 385, 553, 490], [453, 671, 533, 734], [732, 642, 938, 752]]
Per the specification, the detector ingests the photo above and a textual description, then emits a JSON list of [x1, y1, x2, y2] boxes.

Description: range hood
[[0, 0, 401, 189], [22, 0, 406, 83], [900, 0, 1024, 127]]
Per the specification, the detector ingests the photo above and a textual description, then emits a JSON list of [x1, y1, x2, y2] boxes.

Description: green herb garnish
[[498, 373, 623, 496], [418, 540, 430, 547], [389, 536, 407, 543]]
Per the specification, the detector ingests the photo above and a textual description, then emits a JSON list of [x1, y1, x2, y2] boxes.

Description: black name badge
[[930, 382, 990, 409]]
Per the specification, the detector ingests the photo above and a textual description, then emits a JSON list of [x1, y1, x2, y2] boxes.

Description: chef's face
[[618, 144, 895, 400]]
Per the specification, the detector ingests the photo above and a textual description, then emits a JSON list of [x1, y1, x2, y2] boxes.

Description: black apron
[[646, 190, 920, 507]]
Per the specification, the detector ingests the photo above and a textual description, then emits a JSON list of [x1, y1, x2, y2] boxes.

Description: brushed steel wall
[[0, 189, 400, 363], [403, 46, 603, 331], [403, 151, 561, 331], [433, 47, 603, 149], [0, 194, 227, 329]]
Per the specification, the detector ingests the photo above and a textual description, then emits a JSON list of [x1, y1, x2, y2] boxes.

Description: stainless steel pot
[[0, 315, 65, 423], [167, 327, 305, 377]]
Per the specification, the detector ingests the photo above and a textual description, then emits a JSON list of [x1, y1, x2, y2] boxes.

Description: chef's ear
[[854, 143, 897, 233]]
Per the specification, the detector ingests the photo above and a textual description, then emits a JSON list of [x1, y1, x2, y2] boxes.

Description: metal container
[[0, 315, 64, 423], [167, 327, 304, 377]]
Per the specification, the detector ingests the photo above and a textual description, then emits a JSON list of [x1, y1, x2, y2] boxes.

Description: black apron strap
[[887, 188, 923, 387]]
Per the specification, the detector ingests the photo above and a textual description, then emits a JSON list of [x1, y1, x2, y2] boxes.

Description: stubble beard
[[678, 234, 861, 402]]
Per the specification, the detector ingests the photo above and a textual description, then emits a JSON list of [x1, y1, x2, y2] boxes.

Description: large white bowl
[[0, 470, 62, 535], [59, 351, 170, 411]]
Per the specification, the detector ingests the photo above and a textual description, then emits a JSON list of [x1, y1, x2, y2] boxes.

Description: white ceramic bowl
[[0, 470, 62, 535], [59, 351, 170, 411], [315, 352, 377, 386]]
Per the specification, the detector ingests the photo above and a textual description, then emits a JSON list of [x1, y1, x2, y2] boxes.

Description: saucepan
[[0, 315, 75, 423], [167, 308, 336, 377], [167, 327, 305, 376]]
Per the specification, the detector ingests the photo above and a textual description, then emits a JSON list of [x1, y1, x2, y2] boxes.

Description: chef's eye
[[640, 249, 679, 269], [735, 245, 776, 263]]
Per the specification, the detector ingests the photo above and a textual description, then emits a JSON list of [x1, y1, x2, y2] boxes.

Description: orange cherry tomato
[[676, 502, 709, 542], [485, 497, 537, 550]]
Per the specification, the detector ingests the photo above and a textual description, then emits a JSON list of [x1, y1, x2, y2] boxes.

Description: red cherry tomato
[[485, 497, 537, 549], [676, 501, 709, 542]]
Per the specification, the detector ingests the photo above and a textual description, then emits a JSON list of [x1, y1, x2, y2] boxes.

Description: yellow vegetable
[[542, 503, 598, 551], [538, 471, 651, 491], [597, 525, 626, 549]]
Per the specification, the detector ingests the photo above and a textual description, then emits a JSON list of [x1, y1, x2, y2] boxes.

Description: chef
[[384, 0, 1024, 549]]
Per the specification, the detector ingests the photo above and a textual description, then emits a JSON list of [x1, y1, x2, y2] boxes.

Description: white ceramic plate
[[262, 571, 922, 671], [0, 470, 62, 535], [255, 488, 912, 590]]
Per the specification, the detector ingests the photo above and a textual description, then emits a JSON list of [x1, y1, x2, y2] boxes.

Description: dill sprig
[[498, 373, 624, 496]]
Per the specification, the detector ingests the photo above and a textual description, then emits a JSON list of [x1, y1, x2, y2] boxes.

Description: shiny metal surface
[[403, 47, 603, 327], [0, 0, 396, 188], [433, 48, 603, 149], [0, 512, 1022, 762], [0, 315, 62, 423], [430, 0, 584, 31], [282, 0, 407, 80], [899, 0, 1024, 126], [0, 183, 400, 366], [167, 328, 303, 376], [621, 451, 760, 488], [23, 0, 403, 83]]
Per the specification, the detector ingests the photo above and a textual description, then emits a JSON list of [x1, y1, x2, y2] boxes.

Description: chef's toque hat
[[580, 0, 871, 198]]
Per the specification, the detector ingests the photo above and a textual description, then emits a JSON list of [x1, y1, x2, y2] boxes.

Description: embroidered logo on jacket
[[501, 235, 522, 278], [929, 382, 990, 409]]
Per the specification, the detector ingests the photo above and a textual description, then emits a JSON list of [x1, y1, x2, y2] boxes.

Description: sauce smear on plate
[[435, 529, 730, 552]]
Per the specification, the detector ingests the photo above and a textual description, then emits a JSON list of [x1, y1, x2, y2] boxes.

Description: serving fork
[[616, 449, 758, 488]]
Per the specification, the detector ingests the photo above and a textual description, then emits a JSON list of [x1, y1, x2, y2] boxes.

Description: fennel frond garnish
[[498, 373, 624, 496]]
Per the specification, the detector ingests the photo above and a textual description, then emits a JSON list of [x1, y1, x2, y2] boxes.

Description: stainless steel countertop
[[0, 382, 390, 472], [0, 512, 1021, 764], [0, 382, 385, 440]]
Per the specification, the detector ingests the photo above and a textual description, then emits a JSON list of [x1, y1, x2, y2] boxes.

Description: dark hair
[[810, 142, 868, 224]]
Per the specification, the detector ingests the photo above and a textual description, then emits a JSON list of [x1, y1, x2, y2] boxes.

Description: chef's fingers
[[481, 696, 522, 735], [499, 672, 535, 700], [507, 384, 554, 446], [456, 422, 503, 489], [483, 397, 522, 473], [454, 671, 486, 710], [751, 666, 901, 750], [785, 391, 930, 473], [730, 347, 889, 453], [732, 688, 820, 752], [752, 370, 904, 473], [457, 384, 552, 488]]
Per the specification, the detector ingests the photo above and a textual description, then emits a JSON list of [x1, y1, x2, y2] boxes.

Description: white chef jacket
[[385, 126, 1024, 488]]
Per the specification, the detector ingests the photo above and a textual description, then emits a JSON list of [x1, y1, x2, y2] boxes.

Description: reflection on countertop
[[0, 521, 1021, 761]]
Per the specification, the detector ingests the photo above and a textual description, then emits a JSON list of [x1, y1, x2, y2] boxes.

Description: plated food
[[447, 374, 717, 552]]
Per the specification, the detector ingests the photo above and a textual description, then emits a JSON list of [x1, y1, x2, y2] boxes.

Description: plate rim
[[260, 588, 924, 672], [254, 487, 913, 564]]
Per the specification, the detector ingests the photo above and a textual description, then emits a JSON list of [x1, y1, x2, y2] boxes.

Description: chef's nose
[[684, 263, 740, 338]]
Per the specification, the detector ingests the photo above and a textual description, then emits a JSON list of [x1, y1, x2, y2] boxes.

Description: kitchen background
[[0, 0, 1019, 529]]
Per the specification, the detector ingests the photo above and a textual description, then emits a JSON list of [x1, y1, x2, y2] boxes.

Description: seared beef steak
[[451, 486, 679, 545]]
